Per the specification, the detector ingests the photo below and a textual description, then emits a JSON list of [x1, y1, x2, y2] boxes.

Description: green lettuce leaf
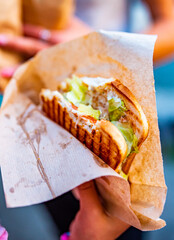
[[78, 104, 101, 120], [111, 121, 138, 156], [65, 75, 88, 106], [108, 98, 127, 121], [120, 171, 128, 180]]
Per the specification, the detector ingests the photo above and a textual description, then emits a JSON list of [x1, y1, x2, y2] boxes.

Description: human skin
[[0, 1, 174, 62], [0, 0, 173, 237], [1, 0, 174, 78], [0, 17, 91, 56], [143, 0, 174, 62], [69, 181, 130, 240]]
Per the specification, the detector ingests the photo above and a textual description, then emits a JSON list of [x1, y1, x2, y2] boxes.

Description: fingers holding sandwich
[[69, 180, 130, 240]]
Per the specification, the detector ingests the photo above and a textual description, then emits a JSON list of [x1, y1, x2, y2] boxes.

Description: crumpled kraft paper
[[0, 31, 167, 231]]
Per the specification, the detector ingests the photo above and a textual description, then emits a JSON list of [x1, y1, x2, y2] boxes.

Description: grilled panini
[[40, 75, 148, 175]]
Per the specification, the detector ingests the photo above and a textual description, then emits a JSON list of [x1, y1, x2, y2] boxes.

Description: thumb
[[77, 180, 102, 212]]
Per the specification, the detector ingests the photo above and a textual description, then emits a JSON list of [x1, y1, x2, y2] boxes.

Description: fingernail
[[0, 66, 18, 78], [0, 35, 7, 45]]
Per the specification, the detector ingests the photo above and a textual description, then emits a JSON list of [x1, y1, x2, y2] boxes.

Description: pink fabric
[[60, 233, 70, 240], [0, 35, 7, 45], [0, 225, 8, 240]]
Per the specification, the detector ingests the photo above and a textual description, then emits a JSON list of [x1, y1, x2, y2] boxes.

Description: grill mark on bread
[[48, 99, 52, 118], [64, 108, 70, 131], [85, 129, 94, 150], [77, 124, 79, 139], [57, 100, 60, 124], [41, 96, 127, 173], [78, 126, 86, 143], [111, 80, 148, 140], [110, 140, 120, 170], [58, 103, 63, 126], [52, 98, 55, 121], [91, 129, 95, 151], [111, 81, 148, 169], [99, 132, 102, 159], [71, 113, 77, 137], [109, 141, 118, 169], [46, 100, 49, 117], [54, 97, 58, 123], [107, 136, 111, 166], [111, 81, 137, 107], [126, 110, 142, 125], [69, 118, 72, 134], [91, 129, 96, 153], [83, 129, 87, 144], [108, 138, 118, 170], [100, 133, 109, 164], [41, 77, 148, 174], [114, 144, 121, 170], [63, 108, 65, 128], [93, 130, 101, 156], [128, 121, 140, 133], [99, 133, 102, 157], [125, 111, 145, 143]]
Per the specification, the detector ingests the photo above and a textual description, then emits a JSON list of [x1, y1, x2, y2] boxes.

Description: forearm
[[144, 18, 174, 63], [143, 0, 174, 20], [143, 0, 174, 63]]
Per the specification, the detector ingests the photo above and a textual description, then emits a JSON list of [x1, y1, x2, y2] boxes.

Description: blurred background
[[0, 0, 174, 239]]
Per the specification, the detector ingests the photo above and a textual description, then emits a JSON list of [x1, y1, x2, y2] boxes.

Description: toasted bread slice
[[41, 89, 128, 171], [40, 77, 148, 174], [110, 80, 149, 173]]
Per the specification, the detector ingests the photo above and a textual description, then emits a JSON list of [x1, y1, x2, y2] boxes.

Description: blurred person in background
[[0, 0, 91, 92], [0, 0, 174, 239], [76, 0, 174, 63], [1, 0, 174, 78]]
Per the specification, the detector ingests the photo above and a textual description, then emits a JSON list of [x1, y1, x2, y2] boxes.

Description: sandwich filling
[[59, 75, 138, 158], [42, 75, 143, 179]]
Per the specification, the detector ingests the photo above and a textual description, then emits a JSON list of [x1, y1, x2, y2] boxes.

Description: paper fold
[[0, 31, 167, 231]]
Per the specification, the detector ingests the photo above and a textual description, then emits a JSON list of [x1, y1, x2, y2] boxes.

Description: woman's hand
[[0, 17, 91, 79], [69, 181, 129, 240], [23, 17, 91, 45], [0, 17, 91, 56]]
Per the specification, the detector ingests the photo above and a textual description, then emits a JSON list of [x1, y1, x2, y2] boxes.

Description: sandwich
[[40, 75, 148, 177]]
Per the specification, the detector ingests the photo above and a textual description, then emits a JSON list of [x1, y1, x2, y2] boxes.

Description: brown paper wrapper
[[22, 0, 74, 30], [0, 0, 22, 92], [0, 31, 167, 231]]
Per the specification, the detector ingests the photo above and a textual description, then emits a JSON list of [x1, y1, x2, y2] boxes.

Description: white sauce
[[81, 76, 114, 88]]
